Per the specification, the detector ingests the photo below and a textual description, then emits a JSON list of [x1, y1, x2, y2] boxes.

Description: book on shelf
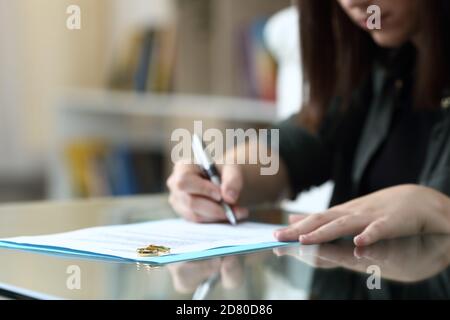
[[109, 26, 177, 93], [105, 145, 138, 196], [238, 17, 277, 102], [147, 27, 178, 93], [133, 30, 155, 92], [65, 141, 164, 198], [64, 140, 110, 198], [108, 1, 280, 102]]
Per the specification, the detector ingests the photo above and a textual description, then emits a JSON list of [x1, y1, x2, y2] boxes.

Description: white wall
[[0, 0, 175, 178], [0, 0, 32, 177], [264, 6, 302, 120]]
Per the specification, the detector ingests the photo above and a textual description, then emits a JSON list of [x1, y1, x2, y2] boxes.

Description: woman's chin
[[370, 31, 409, 48]]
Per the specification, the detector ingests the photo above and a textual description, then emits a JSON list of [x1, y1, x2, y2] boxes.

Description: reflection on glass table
[[274, 235, 450, 299], [0, 195, 449, 299]]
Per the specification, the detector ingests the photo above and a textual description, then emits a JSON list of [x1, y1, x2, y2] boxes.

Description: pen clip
[[192, 134, 213, 169]]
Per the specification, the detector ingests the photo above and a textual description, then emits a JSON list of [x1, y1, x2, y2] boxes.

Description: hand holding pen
[[167, 135, 249, 224], [191, 134, 238, 225]]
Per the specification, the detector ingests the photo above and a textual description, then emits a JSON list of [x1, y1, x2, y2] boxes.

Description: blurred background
[[0, 0, 323, 207]]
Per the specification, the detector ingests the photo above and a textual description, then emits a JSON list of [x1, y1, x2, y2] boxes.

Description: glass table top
[[0, 195, 449, 300]]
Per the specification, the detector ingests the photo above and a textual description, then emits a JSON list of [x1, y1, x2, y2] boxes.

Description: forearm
[[240, 156, 289, 205], [223, 142, 290, 205]]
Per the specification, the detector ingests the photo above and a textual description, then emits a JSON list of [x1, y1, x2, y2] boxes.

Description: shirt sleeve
[[271, 114, 334, 199]]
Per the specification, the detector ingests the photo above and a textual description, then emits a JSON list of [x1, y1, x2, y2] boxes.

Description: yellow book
[[64, 140, 109, 197]]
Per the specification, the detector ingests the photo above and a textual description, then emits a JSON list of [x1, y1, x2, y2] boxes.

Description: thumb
[[220, 165, 243, 204]]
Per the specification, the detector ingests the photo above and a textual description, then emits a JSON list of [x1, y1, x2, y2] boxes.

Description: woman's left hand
[[274, 184, 450, 246]]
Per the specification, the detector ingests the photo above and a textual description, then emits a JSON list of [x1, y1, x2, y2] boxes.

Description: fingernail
[[273, 248, 282, 256], [353, 247, 363, 259], [354, 235, 364, 246], [299, 235, 308, 243]]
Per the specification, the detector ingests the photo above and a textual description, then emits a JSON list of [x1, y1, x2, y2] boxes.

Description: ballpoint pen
[[191, 134, 238, 225]]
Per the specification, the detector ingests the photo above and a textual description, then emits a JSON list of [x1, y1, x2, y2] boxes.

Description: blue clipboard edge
[[0, 240, 297, 266]]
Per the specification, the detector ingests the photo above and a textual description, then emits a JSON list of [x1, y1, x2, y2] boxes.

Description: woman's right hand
[[167, 162, 249, 223]]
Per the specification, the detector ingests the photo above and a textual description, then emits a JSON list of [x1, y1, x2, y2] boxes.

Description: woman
[[167, 0, 450, 246]]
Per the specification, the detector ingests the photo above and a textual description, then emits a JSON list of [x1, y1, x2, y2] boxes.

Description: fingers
[[273, 246, 338, 269], [180, 175, 222, 201], [167, 162, 246, 223], [299, 214, 369, 245], [168, 259, 221, 293], [220, 165, 243, 204], [184, 195, 228, 222], [168, 257, 245, 294], [169, 193, 249, 223], [354, 218, 391, 247], [274, 210, 346, 242], [289, 214, 309, 224], [169, 192, 220, 223], [167, 164, 221, 201], [353, 247, 387, 263], [231, 205, 250, 220], [272, 246, 298, 257], [220, 256, 244, 289]]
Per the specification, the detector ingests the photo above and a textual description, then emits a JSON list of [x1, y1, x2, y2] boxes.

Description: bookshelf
[[47, 0, 291, 200], [174, 0, 291, 97], [48, 89, 277, 199]]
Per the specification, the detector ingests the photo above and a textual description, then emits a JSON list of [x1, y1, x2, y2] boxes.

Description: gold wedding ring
[[137, 245, 170, 257]]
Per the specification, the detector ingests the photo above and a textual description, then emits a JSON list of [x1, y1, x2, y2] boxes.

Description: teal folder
[[0, 240, 293, 265], [0, 219, 296, 265]]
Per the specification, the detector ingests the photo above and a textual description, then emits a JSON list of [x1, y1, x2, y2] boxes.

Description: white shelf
[[57, 89, 277, 123]]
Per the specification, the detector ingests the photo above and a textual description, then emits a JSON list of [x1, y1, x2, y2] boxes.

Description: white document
[[1, 219, 282, 260]]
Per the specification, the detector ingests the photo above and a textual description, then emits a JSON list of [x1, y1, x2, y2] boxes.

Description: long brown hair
[[298, 0, 450, 131]]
